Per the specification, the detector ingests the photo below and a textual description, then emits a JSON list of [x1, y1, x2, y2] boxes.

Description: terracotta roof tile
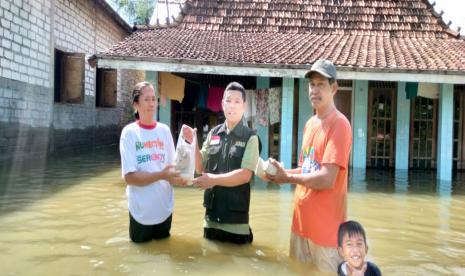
[[175, 0, 451, 36], [97, 0, 465, 72], [102, 29, 465, 71]]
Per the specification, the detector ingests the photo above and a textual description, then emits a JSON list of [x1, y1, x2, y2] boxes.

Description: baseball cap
[[304, 59, 337, 79]]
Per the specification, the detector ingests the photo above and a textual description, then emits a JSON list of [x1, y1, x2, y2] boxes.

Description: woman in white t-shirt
[[119, 81, 186, 243]]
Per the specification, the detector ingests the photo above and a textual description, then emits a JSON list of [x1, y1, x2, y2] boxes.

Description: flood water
[[1, 148, 465, 275]]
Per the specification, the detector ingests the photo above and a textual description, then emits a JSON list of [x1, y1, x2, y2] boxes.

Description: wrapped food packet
[[174, 131, 196, 185], [255, 157, 278, 178]]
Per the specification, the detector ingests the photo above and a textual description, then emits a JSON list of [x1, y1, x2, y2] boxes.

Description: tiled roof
[[179, 0, 455, 37], [97, 0, 465, 73]]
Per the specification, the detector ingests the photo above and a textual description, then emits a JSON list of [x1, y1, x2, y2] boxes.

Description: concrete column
[[256, 77, 270, 159], [352, 80, 369, 169], [280, 78, 294, 169], [297, 78, 312, 164], [395, 82, 410, 170], [146, 71, 171, 126], [437, 84, 454, 181]]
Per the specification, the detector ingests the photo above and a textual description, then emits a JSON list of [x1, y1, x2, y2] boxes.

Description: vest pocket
[[229, 145, 245, 168], [206, 145, 221, 172], [207, 145, 221, 155], [228, 190, 249, 212]]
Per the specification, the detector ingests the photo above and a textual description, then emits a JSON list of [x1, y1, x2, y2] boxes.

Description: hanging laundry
[[256, 88, 269, 126], [198, 84, 208, 109], [418, 83, 439, 99], [244, 89, 257, 121], [207, 86, 224, 112], [268, 87, 282, 125], [405, 82, 418, 99], [159, 72, 185, 102]]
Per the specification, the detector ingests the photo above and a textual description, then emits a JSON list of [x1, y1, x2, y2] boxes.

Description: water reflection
[[0, 150, 464, 275]]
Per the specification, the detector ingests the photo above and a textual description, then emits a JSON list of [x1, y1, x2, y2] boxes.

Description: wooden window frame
[[96, 68, 117, 108], [54, 49, 85, 104]]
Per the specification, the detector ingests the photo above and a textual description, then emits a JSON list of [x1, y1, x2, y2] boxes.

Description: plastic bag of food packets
[[174, 131, 196, 185]]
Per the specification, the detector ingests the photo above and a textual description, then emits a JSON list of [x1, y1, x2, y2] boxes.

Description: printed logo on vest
[[234, 141, 246, 147]]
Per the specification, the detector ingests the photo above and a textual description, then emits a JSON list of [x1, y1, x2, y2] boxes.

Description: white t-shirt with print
[[119, 121, 175, 225]]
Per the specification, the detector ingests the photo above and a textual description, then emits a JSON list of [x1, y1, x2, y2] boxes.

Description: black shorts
[[129, 213, 172, 243], [204, 227, 253, 244]]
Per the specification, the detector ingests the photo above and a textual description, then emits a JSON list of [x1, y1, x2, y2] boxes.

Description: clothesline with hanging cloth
[[405, 82, 440, 99], [158, 72, 186, 103], [244, 87, 282, 126]]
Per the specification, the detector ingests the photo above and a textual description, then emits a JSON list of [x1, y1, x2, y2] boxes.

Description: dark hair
[[132, 81, 153, 120], [337, 220, 367, 247], [224, 81, 246, 102]]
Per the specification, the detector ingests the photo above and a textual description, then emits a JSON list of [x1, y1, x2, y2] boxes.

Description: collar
[[341, 262, 348, 276], [137, 120, 157, 129], [217, 119, 247, 137]]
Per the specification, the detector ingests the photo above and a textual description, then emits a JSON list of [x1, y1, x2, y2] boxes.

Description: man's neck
[[315, 104, 336, 120], [226, 120, 238, 132]]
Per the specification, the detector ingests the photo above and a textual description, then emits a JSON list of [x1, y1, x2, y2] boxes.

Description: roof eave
[[92, 55, 465, 84]]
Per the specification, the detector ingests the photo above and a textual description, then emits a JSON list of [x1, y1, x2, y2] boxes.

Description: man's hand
[[265, 159, 289, 184], [181, 124, 196, 144], [192, 172, 216, 190]]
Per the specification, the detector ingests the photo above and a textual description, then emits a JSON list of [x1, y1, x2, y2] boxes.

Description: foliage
[[109, 0, 155, 25]]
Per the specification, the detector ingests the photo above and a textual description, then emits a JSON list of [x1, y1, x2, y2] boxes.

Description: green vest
[[203, 121, 254, 224]]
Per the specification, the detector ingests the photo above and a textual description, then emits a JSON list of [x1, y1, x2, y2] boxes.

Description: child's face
[[338, 233, 368, 270]]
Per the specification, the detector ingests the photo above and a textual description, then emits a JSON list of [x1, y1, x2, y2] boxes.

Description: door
[[454, 85, 465, 170], [409, 97, 438, 169], [334, 80, 353, 123], [367, 82, 396, 168]]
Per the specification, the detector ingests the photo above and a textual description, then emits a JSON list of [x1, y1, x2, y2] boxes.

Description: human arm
[[192, 134, 258, 189], [266, 117, 351, 190], [192, 169, 252, 189], [266, 160, 340, 190], [124, 164, 186, 186]]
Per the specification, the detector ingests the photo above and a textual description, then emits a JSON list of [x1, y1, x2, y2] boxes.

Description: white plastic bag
[[174, 131, 196, 185]]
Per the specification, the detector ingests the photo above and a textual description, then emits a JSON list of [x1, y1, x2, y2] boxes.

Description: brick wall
[[0, 0, 144, 161]]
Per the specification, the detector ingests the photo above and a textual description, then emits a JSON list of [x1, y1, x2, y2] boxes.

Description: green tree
[[109, 0, 155, 25]]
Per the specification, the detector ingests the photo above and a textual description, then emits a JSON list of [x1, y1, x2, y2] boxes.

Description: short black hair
[[224, 81, 246, 102], [338, 220, 367, 247]]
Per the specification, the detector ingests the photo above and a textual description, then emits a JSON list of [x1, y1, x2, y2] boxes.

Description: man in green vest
[[183, 82, 260, 244]]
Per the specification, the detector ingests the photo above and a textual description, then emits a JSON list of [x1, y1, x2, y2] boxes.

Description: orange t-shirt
[[291, 109, 352, 248]]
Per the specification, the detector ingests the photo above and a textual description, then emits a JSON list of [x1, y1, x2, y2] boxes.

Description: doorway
[[367, 82, 396, 168]]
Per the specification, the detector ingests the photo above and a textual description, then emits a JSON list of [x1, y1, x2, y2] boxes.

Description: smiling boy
[[337, 221, 382, 276]]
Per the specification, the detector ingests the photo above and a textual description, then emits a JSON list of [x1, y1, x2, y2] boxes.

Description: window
[[96, 68, 117, 107], [54, 49, 85, 103]]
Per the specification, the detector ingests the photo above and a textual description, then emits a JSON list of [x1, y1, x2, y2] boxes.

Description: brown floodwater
[[0, 148, 464, 275]]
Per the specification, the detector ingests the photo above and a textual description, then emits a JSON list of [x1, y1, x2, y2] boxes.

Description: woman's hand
[[161, 164, 187, 186]]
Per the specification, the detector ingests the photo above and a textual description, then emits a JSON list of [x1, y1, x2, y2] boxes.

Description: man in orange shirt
[[267, 59, 352, 273]]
